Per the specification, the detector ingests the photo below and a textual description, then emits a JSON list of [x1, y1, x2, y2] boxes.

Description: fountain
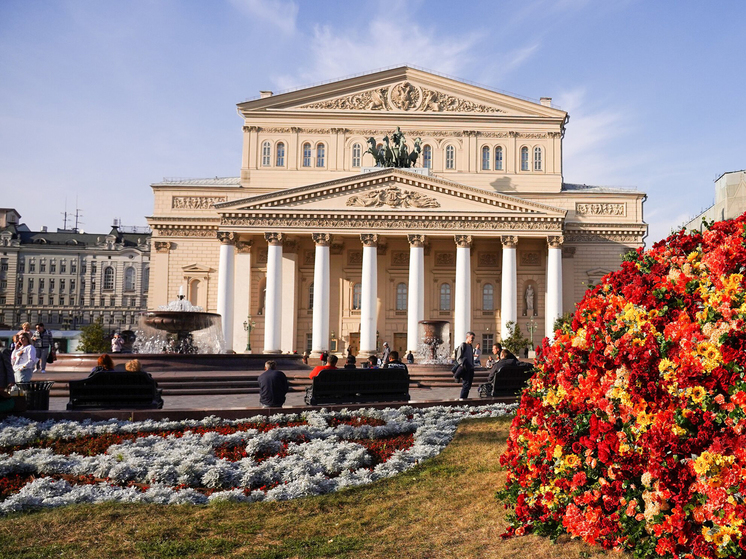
[[416, 320, 452, 364], [133, 296, 225, 354]]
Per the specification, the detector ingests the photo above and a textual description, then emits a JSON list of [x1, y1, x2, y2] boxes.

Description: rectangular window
[[60, 279, 65, 292], [306, 333, 313, 354], [19, 260, 25, 273], [39, 279, 44, 293], [445, 146, 455, 170], [60, 261, 66, 273], [50, 262, 56, 273], [495, 147, 503, 170], [0, 296, 5, 305], [110, 296, 116, 307], [91, 280, 95, 292], [0, 279, 6, 289], [38, 295, 44, 305], [533, 147, 542, 171], [316, 144, 325, 167], [70, 296, 75, 306], [0, 259, 7, 272], [482, 334, 494, 352], [101, 296, 105, 307], [28, 294, 33, 305], [352, 143, 361, 168], [49, 279, 55, 292], [302, 144, 312, 167], [59, 296, 65, 306], [29, 261, 35, 273], [40, 261, 46, 273], [91, 262, 97, 274], [70, 279, 76, 292], [28, 278, 34, 292], [79, 261, 85, 274], [71, 260, 77, 273]]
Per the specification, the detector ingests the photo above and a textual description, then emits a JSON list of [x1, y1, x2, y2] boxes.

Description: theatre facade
[[147, 67, 646, 357]]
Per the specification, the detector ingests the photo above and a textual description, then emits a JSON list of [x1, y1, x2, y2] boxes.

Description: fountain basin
[[141, 311, 222, 335]]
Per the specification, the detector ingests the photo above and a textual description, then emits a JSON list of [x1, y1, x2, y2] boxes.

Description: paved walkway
[[47, 385, 472, 412]]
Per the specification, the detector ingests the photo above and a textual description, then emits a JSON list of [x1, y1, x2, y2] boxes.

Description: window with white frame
[[352, 143, 361, 167], [494, 146, 503, 170], [103, 267, 115, 290], [520, 146, 529, 171], [261, 141, 271, 166], [481, 146, 490, 170], [482, 283, 494, 311], [533, 146, 542, 171], [396, 282, 407, 311], [302, 143, 312, 167], [276, 142, 285, 167], [124, 267, 136, 291], [316, 143, 325, 167], [309, 282, 314, 310], [60, 260, 66, 273], [49, 279, 55, 292], [422, 145, 432, 169], [352, 283, 362, 310], [445, 145, 455, 170], [440, 283, 452, 311]]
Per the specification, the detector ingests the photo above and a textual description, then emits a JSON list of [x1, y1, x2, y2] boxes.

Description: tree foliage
[[501, 321, 531, 356], [76, 318, 109, 354]]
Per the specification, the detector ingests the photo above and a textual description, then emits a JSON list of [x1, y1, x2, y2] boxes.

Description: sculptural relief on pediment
[[300, 81, 505, 114], [346, 185, 440, 209]]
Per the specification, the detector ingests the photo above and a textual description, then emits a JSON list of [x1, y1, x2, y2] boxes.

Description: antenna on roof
[[61, 198, 70, 230], [73, 197, 83, 234]]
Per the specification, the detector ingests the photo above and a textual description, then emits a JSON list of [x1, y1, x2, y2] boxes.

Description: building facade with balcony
[[0, 209, 150, 339]]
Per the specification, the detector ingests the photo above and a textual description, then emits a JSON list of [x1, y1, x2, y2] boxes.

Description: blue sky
[[1, 0, 744, 244]]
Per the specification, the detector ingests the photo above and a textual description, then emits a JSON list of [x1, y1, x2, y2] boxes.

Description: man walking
[[453, 331, 476, 400], [32, 323, 54, 374], [258, 360, 289, 408]]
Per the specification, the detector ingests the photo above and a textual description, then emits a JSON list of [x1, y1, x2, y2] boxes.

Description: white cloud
[[229, 0, 298, 35]]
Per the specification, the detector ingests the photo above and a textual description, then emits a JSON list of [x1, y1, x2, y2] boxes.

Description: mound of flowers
[[500, 214, 746, 559], [0, 403, 515, 514]]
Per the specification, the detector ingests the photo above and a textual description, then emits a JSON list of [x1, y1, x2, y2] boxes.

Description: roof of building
[[562, 183, 639, 193], [151, 177, 242, 187]]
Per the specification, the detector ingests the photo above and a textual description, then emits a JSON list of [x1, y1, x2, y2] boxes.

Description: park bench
[[304, 368, 410, 406], [67, 370, 164, 410], [478, 362, 536, 398]]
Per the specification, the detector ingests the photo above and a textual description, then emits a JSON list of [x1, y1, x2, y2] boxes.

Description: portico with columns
[[147, 66, 646, 354]]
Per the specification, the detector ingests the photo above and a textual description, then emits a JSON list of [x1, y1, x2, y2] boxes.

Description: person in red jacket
[[309, 354, 338, 378]]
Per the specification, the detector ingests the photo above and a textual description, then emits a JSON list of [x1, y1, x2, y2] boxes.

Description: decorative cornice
[[217, 232, 236, 245], [265, 232, 284, 246], [407, 234, 425, 247], [547, 235, 564, 248], [454, 234, 473, 248], [501, 235, 518, 248], [154, 228, 218, 237], [172, 196, 227, 210], [360, 234, 378, 247], [312, 233, 332, 246]]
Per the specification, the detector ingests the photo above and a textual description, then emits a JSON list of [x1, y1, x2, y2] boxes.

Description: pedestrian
[[453, 331, 476, 400], [11, 333, 36, 383], [258, 360, 289, 408], [1, 338, 15, 389], [381, 342, 391, 365], [473, 342, 482, 367], [320, 351, 329, 366], [406, 350, 414, 364], [32, 323, 54, 374], [111, 333, 125, 353]]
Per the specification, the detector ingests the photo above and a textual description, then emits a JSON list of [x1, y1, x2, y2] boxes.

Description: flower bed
[[0, 403, 516, 514], [500, 214, 746, 558]]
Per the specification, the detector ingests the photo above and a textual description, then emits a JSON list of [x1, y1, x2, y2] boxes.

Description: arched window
[[520, 146, 529, 171], [189, 279, 200, 307], [494, 146, 503, 170], [302, 143, 312, 167], [276, 142, 285, 167], [103, 267, 115, 291], [422, 145, 432, 169], [481, 146, 490, 170], [439, 283, 452, 311], [261, 141, 271, 166], [533, 146, 542, 171], [142, 267, 150, 292], [396, 282, 407, 311], [352, 283, 362, 310], [482, 283, 494, 311], [352, 143, 362, 167], [309, 282, 314, 310], [445, 145, 455, 170], [124, 267, 136, 292], [316, 143, 325, 167]]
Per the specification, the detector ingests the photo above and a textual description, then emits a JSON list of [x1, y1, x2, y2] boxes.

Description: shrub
[[501, 321, 531, 356], [76, 318, 109, 354], [499, 214, 746, 558]]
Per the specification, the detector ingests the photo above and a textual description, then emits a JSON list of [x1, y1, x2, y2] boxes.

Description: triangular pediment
[[238, 67, 566, 119], [182, 263, 215, 274], [216, 168, 566, 217]]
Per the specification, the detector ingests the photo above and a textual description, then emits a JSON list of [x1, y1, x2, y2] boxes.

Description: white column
[[263, 232, 284, 353], [233, 241, 253, 353], [407, 234, 425, 353], [500, 236, 518, 340], [545, 235, 564, 341], [311, 233, 331, 357], [280, 249, 298, 353], [359, 234, 378, 357], [216, 232, 236, 352], [454, 235, 472, 345]]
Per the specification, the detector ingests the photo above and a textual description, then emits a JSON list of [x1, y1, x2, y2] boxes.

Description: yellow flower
[[553, 445, 563, 459], [690, 386, 707, 404], [563, 454, 581, 469]]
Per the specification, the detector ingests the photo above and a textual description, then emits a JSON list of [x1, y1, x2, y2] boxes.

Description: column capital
[[501, 235, 518, 248], [265, 232, 284, 246], [407, 234, 426, 247], [217, 232, 236, 245], [454, 234, 472, 248], [236, 240, 253, 253], [312, 233, 332, 246], [360, 234, 378, 247], [154, 241, 172, 253], [547, 235, 564, 248]]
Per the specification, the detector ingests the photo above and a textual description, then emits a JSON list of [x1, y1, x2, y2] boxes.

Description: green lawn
[[0, 417, 625, 558]]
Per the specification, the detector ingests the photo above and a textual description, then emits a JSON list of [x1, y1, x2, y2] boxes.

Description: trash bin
[[17, 381, 55, 411]]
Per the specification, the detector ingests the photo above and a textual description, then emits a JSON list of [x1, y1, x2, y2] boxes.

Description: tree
[[502, 321, 531, 356], [76, 318, 109, 354], [552, 313, 574, 336]]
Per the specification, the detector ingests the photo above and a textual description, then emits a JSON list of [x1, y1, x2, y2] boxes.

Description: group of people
[[452, 333, 522, 399], [308, 347, 409, 379], [1, 323, 55, 387]]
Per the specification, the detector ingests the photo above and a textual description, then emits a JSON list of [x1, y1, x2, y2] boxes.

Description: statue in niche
[[365, 127, 422, 168], [524, 284, 536, 316]]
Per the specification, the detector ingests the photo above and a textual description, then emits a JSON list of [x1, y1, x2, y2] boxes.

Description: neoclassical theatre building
[[147, 67, 646, 357]]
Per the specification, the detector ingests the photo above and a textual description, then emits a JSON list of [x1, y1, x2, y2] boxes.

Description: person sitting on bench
[[310, 354, 338, 378], [487, 349, 520, 384], [383, 350, 409, 374], [90, 354, 115, 376]]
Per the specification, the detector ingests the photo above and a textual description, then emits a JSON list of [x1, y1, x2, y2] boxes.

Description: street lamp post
[[527, 318, 537, 352], [243, 316, 256, 353]]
